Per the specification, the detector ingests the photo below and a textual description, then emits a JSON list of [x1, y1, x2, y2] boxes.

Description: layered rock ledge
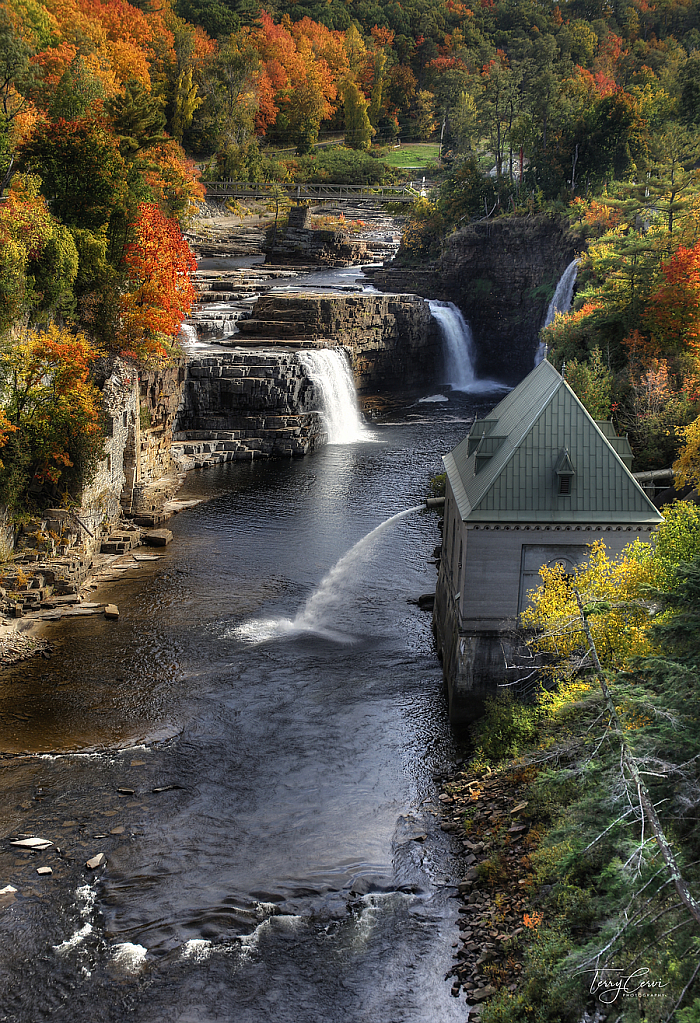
[[174, 351, 327, 464], [236, 292, 443, 393]]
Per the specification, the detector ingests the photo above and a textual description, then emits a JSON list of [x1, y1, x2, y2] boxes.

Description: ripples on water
[[0, 388, 504, 1023]]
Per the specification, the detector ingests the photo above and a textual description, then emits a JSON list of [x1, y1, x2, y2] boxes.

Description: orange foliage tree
[[252, 11, 340, 152], [138, 141, 205, 223], [118, 202, 196, 361]]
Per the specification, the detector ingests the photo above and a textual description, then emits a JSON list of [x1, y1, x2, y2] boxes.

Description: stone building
[[434, 358, 663, 724]]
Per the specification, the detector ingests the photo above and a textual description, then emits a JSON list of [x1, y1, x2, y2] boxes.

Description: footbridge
[[203, 181, 422, 203]]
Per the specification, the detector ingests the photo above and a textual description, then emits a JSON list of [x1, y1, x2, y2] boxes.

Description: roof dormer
[[555, 447, 576, 496]]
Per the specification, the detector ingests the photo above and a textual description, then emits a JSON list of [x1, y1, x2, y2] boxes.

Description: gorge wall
[[367, 215, 581, 385]]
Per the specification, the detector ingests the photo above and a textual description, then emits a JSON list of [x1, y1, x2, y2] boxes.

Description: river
[[0, 271, 506, 1023]]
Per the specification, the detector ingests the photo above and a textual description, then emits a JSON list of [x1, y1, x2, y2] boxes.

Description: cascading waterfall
[[179, 323, 199, 345], [535, 258, 580, 365], [428, 300, 477, 390], [429, 300, 508, 394], [234, 505, 424, 645], [298, 348, 372, 445]]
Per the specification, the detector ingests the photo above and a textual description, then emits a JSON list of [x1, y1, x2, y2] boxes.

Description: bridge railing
[[202, 181, 422, 203]]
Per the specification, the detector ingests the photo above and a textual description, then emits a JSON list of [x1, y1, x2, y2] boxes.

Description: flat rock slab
[[10, 837, 53, 850], [104, 604, 119, 620], [86, 853, 106, 869], [36, 867, 53, 876], [144, 530, 173, 547]]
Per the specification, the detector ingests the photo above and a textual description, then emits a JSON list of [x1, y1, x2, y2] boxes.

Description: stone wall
[[56, 356, 188, 547], [236, 293, 443, 393], [82, 358, 141, 531], [368, 215, 582, 384]]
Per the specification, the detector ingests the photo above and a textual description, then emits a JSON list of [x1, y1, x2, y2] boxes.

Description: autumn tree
[[48, 54, 105, 121], [171, 67, 202, 142], [0, 324, 104, 508], [0, 5, 33, 193], [674, 416, 700, 490], [646, 241, 700, 358], [340, 78, 373, 150], [118, 202, 196, 362]]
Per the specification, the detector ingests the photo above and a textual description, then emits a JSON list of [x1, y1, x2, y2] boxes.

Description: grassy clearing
[[378, 143, 440, 169]]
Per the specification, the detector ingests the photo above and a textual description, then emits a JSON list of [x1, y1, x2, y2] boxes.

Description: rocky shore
[[438, 763, 542, 1019], [0, 517, 184, 666]]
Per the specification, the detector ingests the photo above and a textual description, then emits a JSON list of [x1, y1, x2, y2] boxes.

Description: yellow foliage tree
[[520, 539, 660, 672], [674, 414, 700, 489]]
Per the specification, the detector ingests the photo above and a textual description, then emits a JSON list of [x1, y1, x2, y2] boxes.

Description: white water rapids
[[234, 504, 424, 645], [298, 349, 373, 445]]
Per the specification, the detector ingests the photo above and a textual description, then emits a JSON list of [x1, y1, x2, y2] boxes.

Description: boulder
[[144, 529, 173, 547]]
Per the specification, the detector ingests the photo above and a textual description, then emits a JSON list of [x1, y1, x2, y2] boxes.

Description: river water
[[0, 285, 506, 1022]]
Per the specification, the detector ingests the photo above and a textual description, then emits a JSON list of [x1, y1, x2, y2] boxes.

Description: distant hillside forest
[[3, 0, 700, 502]]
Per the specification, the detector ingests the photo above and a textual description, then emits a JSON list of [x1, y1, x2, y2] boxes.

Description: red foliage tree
[[646, 241, 700, 357], [119, 202, 196, 361]]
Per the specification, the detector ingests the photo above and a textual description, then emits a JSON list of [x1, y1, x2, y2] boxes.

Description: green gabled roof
[[443, 359, 663, 525]]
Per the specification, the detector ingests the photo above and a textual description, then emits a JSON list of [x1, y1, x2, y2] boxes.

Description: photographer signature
[[580, 968, 668, 1003]]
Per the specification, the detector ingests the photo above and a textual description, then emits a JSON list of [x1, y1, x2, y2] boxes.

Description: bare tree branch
[[574, 588, 700, 928]]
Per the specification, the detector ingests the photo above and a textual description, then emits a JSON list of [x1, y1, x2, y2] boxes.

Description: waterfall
[[234, 505, 424, 645], [429, 300, 508, 394], [298, 349, 372, 445], [179, 323, 199, 345], [429, 300, 477, 391], [536, 258, 579, 365]]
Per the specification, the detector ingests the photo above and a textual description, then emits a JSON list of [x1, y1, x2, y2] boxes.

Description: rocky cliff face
[[174, 352, 327, 463], [236, 292, 443, 393], [368, 215, 581, 385]]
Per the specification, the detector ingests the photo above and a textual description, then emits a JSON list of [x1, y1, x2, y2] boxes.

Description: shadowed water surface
[[0, 391, 501, 1023]]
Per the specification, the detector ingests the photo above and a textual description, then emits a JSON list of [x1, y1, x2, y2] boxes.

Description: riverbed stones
[[86, 853, 106, 869], [438, 767, 537, 1005], [36, 867, 53, 876], [104, 604, 119, 620]]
